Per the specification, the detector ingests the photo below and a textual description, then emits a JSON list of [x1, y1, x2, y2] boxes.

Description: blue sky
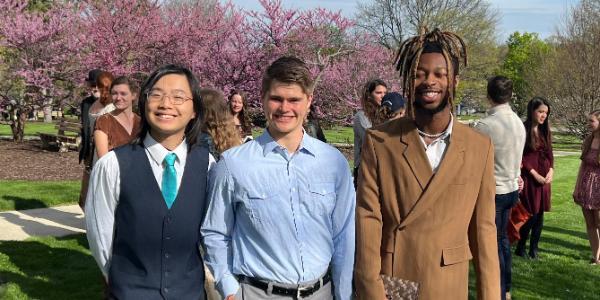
[[227, 0, 580, 41]]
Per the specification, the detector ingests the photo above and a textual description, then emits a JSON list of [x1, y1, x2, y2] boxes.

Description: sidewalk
[[0, 205, 85, 241]]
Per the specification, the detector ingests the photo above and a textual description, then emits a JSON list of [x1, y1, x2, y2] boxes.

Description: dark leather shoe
[[515, 247, 526, 257], [529, 250, 538, 259]]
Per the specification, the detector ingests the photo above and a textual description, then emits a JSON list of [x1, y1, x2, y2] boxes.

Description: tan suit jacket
[[354, 117, 500, 300]]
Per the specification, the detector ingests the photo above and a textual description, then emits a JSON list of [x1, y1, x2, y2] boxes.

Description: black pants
[[496, 191, 519, 299], [517, 210, 545, 257]]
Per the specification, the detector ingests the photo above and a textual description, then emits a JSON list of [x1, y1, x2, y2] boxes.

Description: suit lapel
[[401, 123, 433, 190], [399, 122, 466, 228]]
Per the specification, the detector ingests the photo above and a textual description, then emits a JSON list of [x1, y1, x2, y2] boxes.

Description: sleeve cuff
[[218, 274, 240, 298]]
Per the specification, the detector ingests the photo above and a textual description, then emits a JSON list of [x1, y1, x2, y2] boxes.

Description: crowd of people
[[75, 28, 599, 300]]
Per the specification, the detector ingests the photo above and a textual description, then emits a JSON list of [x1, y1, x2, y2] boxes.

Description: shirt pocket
[[307, 181, 337, 216], [244, 188, 278, 227]]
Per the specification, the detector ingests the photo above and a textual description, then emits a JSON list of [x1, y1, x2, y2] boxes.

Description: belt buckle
[[296, 285, 310, 299]]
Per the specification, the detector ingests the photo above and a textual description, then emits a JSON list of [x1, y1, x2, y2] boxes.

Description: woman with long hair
[[228, 89, 252, 140], [516, 97, 554, 259], [94, 76, 141, 158], [353, 79, 387, 184], [85, 65, 214, 299], [199, 88, 241, 159], [79, 71, 114, 209], [573, 109, 600, 264]]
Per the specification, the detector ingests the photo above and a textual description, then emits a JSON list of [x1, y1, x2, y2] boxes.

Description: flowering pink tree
[[1, 0, 398, 137], [0, 0, 84, 141]]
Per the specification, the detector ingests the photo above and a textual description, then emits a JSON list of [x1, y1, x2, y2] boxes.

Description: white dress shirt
[[85, 134, 215, 277], [418, 115, 454, 173]]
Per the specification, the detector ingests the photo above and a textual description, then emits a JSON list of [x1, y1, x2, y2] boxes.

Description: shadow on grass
[[1, 196, 48, 211], [544, 225, 588, 240], [0, 234, 103, 300]]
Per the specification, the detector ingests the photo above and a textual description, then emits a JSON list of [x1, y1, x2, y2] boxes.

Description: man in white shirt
[[475, 75, 526, 300]]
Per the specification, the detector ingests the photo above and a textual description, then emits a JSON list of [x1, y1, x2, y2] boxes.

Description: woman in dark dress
[[516, 97, 554, 259], [573, 109, 600, 264]]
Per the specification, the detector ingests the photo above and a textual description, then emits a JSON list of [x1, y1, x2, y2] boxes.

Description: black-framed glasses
[[146, 90, 192, 105]]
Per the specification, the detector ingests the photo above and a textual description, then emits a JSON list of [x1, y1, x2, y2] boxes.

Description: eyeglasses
[[146, 90, 192, 105]]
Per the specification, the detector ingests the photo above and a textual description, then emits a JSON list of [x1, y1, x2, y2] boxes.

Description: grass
[[468, 155, 600, 299], [0, 122, 58, 137], [0, 234, 103, 300], [0, 181, 80, 212], [553, 132, 582, 152]]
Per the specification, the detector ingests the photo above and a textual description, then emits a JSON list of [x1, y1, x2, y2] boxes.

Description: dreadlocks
[[394, 28, 468, 118]]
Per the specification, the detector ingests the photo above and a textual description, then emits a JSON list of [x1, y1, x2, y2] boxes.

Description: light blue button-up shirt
[[201, 130, 355, 300]]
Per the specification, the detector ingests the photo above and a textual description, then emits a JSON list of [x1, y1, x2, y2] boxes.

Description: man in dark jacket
[[78, 69, 102, 209]]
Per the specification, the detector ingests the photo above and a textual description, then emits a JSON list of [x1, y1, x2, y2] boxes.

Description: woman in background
[[94, 76, 141, 158], [305, 104, 327, 143], [573, 109, 600, 265], [199, 88, 241, 159], [228, 90, 252, 141], [353, 79, 387, 186], [516, 97, 554, 259], [79, 71, 114, 209]]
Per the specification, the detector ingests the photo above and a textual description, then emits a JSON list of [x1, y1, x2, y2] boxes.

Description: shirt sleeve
[[84, 151, 120, 278], [353, 113, 366, 166], [201, 158, 239, 297], [331, 154, 356, 300], [94, 114, 110, 134]]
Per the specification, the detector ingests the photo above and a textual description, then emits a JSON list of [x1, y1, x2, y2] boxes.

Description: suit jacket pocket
[[442, 243, 473, 266]]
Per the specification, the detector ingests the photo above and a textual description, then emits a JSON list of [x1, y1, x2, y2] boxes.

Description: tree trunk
[[10, 109, 26, 142], [43, 103, 53, 123]]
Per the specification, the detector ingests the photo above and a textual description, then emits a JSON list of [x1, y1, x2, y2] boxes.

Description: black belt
[[238, 273, 331, 299]]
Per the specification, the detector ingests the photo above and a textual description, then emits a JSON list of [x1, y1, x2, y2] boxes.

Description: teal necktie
[[162, 153, 178, 209]]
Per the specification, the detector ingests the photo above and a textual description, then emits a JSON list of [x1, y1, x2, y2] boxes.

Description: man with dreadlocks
[[354, 28, 500, 299]]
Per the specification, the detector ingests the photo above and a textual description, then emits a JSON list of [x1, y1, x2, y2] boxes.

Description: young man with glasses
[[202, 56, 355, 300]]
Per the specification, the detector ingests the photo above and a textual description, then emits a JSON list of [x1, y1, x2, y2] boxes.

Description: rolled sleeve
[[201, 158, 239, 297]]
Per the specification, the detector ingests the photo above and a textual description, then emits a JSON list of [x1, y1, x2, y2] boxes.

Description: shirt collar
[[143, 134, 188, 166], [486, 103, 512, 116], [257, 129, 317, 157]]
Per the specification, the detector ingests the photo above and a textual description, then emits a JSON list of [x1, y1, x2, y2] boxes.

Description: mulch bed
[[0, 140, 83, 181], [0, 140, 354, 181]]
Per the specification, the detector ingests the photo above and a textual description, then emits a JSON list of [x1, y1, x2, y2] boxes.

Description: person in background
[[79, 69, 102, 165], [78, 71, 114, 209], [228, 89, 253, 141], [475, 76, 526, 300], [353, 79, 387, 185], [516, 97, 554, 260], [381, 92, 406, 120], [94, 76, 141, 158], [202, 56, 355, 300], [573, 109, 600, 265], [85, 65, 215, 299], [199, 88, 241, 160], [305, 104, 327, 143]]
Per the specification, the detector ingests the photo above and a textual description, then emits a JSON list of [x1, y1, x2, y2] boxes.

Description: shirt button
[[165, 271, 169, 277], [163, 288, 169, 293], [165, 253, 170, 259], [165, 236, 171, 240]]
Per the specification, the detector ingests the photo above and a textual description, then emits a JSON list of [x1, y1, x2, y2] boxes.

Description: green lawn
[[0, 181, 80, 212], [467, 155, 600, 299], [0, 235, 102, 300], [0, 122, 59, 136]]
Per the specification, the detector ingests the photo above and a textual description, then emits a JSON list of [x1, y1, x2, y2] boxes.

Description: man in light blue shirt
[[201, 56, 355, 300]]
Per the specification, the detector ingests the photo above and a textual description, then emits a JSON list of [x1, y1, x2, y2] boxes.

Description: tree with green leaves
[[499, 32, 551, 116]]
